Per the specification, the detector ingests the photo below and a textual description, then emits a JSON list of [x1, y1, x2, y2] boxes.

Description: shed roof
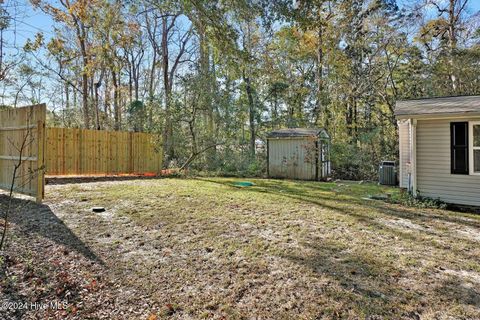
[[395, 95, 480, 117], [267, 128, 328, 139]]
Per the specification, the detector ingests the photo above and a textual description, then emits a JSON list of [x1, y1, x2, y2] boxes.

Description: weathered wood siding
[[398, 120, 411, 188], [268, 138, 317, 180], [45, 127, 162, 176], [416, 118, 480, 206]]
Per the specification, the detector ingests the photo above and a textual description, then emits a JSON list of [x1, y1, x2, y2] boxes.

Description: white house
[[396, 95, 480, 206]]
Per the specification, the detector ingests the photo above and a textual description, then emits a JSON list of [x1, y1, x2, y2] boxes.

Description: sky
[[3, 1, 53, 46], [3, 0, 480, 51]]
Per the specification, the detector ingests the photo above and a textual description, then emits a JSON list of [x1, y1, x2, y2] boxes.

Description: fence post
[[36, 120, 45, 204]]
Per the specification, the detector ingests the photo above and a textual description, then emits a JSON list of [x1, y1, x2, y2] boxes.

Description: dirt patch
[[378, 217, 427, 231]]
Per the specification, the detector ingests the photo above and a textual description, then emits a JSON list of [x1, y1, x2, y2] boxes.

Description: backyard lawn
[[1, 177, 479, 319]]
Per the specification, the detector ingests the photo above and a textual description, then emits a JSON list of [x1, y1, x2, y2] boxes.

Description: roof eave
[[395, 111, 480, 120]]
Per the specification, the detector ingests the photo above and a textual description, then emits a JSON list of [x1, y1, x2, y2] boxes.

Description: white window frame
[[469, 121, 480, 175]]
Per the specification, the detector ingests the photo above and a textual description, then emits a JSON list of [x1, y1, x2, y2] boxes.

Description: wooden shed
[[267, 128, 331, 180]]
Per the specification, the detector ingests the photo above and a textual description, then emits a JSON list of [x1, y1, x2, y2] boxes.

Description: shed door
[[319, 139, 331, 178]]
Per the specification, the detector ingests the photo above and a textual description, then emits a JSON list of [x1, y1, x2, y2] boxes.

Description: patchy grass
[[1, 177, 480, 319]]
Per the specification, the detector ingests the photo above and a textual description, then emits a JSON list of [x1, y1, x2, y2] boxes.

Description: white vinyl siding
[[416, 118, 480, 206], [398, 120, 411, 188]]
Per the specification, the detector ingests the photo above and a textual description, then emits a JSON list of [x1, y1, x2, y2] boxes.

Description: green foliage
[[330, 124, 396, 180], [389, 192, 447, 210], [127, 100, 146, 132], [0, 7, 10, 30], [198, 149, 266, 178], [3, 0, 480, 177], [331, 143, 376, 180]]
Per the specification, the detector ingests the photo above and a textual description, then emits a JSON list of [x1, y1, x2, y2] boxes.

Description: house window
[[470, 122, 480, 175], [451, 122, 469, 174]]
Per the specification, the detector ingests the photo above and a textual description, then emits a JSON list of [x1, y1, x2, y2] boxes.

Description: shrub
[[188, 145, 267, 178], [330, 143, 379, 181], [389, 191, 447, 209]]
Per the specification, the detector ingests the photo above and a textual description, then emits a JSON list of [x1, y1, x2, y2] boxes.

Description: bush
[[215, 154, 266, 177], [330, 143, 379, 181], [389, 191, 447, 209], [188, 145, 267, 178]]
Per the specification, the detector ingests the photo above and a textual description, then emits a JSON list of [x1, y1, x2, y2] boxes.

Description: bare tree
[[145, 6, 193, 166]]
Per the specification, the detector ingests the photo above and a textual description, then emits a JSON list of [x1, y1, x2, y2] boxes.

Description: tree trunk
[[273, 91, 278, 129], [0, 26, 3, 81], [65, 83, 70, 110], [448, 0, 457, 93], [128, 59, 133, 104], [198, 24, 216, 162], [133, 56, 140, 101], [104, 74, 110, 127], [111, 69, 120, 131], [148, 50, 157, 130], [353, 99, 358, 141], [162, 16, 173, 167], [243, 70, 255, 158], [78, 23, 90, 129], [73, 81, 78, 112], [94, 83, 100, 130], [315, 25, 324, 124], [93, 70, 104, 130], [81, 73, 89, 128], [346, 100, 353, 138]]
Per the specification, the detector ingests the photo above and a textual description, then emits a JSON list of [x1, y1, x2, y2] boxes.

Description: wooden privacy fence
[[0, 104, 162, 202], [45, 128, 162, 176], [0, 104, 46, 203]]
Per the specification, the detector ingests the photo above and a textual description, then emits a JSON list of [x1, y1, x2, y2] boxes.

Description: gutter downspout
[[410, 118, 418, 197], [398, 120, 403, 188], [266, 139, 270, 177]]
